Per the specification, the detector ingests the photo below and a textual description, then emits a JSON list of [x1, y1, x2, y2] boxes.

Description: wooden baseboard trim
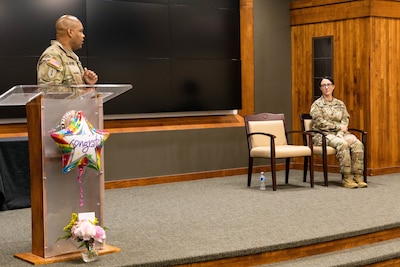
[[105, 168, 249, 189], [104, 165, 286, 189]]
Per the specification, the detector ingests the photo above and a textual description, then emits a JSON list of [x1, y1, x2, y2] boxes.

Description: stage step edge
[[261, 238, 400, 267]]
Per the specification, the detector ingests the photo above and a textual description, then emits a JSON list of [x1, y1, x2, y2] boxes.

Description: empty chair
[[244, 113, 314, 191]]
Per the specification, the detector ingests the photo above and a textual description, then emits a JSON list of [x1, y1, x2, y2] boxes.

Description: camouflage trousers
[[314, 133, 364, 175]]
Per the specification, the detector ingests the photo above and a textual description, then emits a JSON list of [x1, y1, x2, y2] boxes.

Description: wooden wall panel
[[291, 19, 371, 172], [291, 0, 400, 175], [290, 1, 371, 26], [369, 17, 400, 171], [239, 0, 255, 116]]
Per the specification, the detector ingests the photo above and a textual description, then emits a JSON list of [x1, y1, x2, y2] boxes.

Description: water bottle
[[259, 172, 266, 190]]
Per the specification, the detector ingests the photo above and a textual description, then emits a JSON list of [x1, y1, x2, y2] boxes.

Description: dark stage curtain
[[0, 140, 30, 211]]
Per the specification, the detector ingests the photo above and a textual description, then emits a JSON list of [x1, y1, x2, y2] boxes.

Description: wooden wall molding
[[104, 114, 244, 133], [290, 0, 400, 26], [0, 115, 245, 138], [0, 123, 27, 138]]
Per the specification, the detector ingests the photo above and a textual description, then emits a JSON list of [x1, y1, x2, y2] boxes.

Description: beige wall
[[254, 0, 292, 126], [104, 0, 293, 181]]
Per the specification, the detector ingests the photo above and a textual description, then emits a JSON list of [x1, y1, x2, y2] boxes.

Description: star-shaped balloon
[[50, 111, 110, 173]]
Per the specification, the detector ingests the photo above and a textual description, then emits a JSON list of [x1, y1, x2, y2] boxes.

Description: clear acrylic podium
[[0, 84, 132, 264]]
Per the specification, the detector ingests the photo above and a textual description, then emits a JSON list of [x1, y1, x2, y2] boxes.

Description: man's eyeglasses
[[320, 83, 333, 88]]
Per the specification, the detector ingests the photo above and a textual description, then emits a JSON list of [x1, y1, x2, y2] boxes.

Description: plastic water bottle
[[259, 172, 266, 190]]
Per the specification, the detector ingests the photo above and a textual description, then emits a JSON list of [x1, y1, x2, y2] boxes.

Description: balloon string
[[78, 166, 84, 207]]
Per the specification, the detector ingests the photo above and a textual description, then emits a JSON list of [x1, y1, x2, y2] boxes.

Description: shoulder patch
[[44, 56, 62, 71]]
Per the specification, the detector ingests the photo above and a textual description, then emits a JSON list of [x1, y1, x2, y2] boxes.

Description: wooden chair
[[299, 113, 368, 186], [244, 113, 314, 191]]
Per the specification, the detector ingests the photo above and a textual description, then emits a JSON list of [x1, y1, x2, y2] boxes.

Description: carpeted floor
[[1, 171, 400, 267]]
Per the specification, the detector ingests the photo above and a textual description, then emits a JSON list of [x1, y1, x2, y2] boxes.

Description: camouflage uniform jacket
[[37, 40, 85, 85], [310, 96, 350, 144]]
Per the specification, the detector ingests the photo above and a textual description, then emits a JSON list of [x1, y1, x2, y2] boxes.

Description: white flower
[[73, 221, 97, 241]]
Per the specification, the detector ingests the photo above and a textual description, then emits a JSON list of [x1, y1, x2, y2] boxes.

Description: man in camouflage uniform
[[310, 76, 367, 189], [37, 15, 98, 88]]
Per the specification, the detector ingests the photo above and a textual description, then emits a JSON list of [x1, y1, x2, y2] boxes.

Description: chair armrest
[[248, 132, 276, 139], [287, 130, 316, 139], [348, 128, 367, 145], [297, 129, 328, 148], [287, 130, 308, 143], [348, 128, 367, 135], [305, 129, 327, 136], [247, 132, 277, 158], [247, 132, 276, 150]]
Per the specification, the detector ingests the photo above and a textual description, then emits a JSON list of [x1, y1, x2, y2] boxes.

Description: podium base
[[14, 244, 121, 265]]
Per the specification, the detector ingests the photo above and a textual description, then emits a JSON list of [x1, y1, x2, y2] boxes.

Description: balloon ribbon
[[77, 166, 84, 207]]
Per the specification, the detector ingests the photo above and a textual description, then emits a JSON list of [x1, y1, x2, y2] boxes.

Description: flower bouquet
[[58, 213, 106, 262]]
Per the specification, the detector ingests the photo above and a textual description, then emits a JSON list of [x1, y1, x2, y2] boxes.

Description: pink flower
[[58, 213, 107, 248], [73, 221, 97, 241], [94, 226, 106, 242]]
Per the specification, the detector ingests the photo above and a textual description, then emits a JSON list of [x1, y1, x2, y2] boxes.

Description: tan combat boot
[[353, 175, 368, 188], [342, 175, 358, 189]]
